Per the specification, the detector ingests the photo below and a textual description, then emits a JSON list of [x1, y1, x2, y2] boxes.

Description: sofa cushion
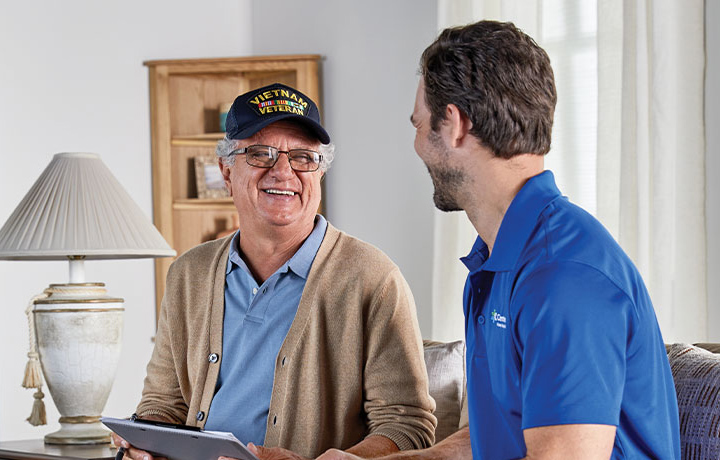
[[668, 343, 720, 459], [423, 340, 467, 442], [695, 343, 720, 354]]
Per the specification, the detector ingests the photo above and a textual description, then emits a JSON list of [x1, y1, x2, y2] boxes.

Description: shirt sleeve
[[511, 261, 635, 430], [362, 266, 438, 450]]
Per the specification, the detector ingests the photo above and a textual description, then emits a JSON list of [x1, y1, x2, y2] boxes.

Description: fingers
[[124, 446, 161, 460], [109, 433, 164, 460], [110, 432, 127, 449], [247, 443, 274, 459]]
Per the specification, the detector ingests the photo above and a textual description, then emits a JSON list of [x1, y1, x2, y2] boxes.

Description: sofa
[[423, 340, 720, 459]]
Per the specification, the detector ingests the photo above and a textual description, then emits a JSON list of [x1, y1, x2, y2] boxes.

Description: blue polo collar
[[461, 170, 563, 273]]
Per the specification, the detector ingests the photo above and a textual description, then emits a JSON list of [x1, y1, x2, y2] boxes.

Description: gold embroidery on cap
[[248, 88, 308, 116]]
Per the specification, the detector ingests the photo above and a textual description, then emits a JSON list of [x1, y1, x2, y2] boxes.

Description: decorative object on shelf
[[194, 155, 229, 199], [219, 102, 233, 132], [0, 152, 176, 445]]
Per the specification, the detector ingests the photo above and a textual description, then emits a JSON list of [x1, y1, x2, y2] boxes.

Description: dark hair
[[420, 20, 557, 158]]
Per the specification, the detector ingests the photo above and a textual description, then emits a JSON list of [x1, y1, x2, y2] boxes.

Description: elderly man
[[325, 20, 680, 460], [114, 83, 436, 460]]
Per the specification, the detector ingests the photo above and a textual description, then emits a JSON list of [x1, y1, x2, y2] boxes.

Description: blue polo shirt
[[462, 171, 679, 459], [204, 215, 327, 445]]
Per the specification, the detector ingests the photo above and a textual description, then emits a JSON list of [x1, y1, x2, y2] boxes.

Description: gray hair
[[216, 135, 336, 172]]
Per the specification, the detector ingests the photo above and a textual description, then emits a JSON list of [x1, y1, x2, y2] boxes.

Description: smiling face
[[411, 79, 467, 212], [220, 121, 323, 235]]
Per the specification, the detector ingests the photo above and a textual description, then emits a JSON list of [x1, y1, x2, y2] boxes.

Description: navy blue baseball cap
[[225, 83, 330, 144]]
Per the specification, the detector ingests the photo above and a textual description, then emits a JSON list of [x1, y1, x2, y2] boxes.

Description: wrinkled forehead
[[242, 120, 321, 148]]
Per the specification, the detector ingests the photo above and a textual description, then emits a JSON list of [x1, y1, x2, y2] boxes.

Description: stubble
[[426, 130, 466, 212]]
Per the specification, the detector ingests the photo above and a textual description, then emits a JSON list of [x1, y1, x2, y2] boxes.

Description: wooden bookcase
[[144, 55, 322, 317]]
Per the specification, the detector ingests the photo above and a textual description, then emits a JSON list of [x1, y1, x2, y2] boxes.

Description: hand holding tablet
[[102, 416, 259, 460]]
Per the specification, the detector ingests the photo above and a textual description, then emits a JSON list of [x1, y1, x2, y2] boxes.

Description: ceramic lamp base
[[34, 283, 124, 445], [44, 419, 110, 445]]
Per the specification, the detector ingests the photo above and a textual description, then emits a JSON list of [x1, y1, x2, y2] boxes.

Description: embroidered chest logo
[[490, 309, 507, 329], [247, 88, 308, 117]]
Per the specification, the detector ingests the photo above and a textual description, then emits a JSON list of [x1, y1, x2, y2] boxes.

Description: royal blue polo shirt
[[461, 171, 680, 459], [204, 215, 327, 446]]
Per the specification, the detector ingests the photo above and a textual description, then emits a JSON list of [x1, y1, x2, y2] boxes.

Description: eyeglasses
[[230, 144, 323, 172]]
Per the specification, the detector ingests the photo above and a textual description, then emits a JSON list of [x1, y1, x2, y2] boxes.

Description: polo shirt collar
[[287, 214, 327, 279], [227, 230, 248, 275], [226, 214, 328, 280], [464, 170, 563, 273], [460, 236, 489, 275]]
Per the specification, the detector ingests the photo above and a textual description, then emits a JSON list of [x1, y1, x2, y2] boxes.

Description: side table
[[0, 440, 116, 460]]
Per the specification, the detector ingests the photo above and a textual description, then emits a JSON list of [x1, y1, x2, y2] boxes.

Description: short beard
[[426, 131, 465, 212]]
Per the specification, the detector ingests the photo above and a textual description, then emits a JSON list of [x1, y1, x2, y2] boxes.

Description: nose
[[269, 151, 295, 179]]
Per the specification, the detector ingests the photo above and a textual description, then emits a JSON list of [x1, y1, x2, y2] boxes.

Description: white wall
[[0, 0, 252, 441], [706, 0, 720, 340], [251, 0, 439, 336]]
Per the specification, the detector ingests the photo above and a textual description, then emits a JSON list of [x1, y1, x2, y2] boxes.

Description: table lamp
[[0, 152, 176, 445]]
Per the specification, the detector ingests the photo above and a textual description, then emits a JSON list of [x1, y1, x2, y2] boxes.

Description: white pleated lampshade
[[0, 152, 175, 260]]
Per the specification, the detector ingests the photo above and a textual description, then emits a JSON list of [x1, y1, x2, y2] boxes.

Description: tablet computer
[[101, 416, 259, 460]]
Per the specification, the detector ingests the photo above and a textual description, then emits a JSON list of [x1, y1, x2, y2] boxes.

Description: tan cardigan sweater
[[136, 224, 436, 457]]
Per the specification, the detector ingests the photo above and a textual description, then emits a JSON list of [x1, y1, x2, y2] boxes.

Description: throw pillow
[[423, 340, 466, 443], [667, 343, 720, 459]]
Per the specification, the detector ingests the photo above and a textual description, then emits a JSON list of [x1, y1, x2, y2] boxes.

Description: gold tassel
[[23, 293, 48, 426], [27, 388, 47, 426], [22, 352, 43, 389]]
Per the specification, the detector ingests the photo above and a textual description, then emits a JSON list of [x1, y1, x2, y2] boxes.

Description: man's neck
[[237, 219, 315, 283], [462, 154, 544, 254]]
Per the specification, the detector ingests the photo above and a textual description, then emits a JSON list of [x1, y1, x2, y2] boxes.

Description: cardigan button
[[196, 411, 205, 421], [208, 353, 219, 363]]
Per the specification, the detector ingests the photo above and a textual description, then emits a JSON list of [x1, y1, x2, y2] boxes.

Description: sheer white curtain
[[597, 0, 706, 342], [430, 0, 706, 343]]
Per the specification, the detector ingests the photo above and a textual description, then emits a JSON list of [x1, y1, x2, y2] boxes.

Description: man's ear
[[445, 104, 473, 148], [219, 158, 233, 196]]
